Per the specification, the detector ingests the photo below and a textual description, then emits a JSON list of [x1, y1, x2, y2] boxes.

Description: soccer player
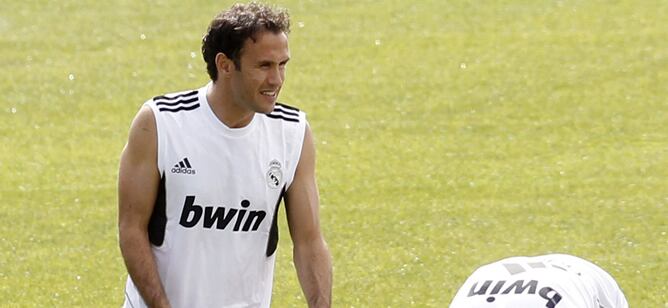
[[118, 2, 332, 307], [449, 254, 628, 308]]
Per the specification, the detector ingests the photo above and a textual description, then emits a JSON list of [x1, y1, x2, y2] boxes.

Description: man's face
[[229, 30, 290, 114]]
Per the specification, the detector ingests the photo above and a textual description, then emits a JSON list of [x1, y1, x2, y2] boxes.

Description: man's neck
[[206, 82, 254, 128]]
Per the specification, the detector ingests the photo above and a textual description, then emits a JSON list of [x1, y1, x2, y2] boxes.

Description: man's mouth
[[260, 90, 277, 98]]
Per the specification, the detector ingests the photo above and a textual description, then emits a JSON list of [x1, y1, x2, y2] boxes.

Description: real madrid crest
[[266, 159, 282, 189]]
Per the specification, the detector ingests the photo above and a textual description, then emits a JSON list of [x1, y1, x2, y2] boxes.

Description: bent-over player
[[450, 254, 628, 308]]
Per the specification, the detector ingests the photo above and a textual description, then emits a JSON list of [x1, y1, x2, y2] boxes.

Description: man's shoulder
[[148, 88, 202, 114], [263, 102, 305, 124]]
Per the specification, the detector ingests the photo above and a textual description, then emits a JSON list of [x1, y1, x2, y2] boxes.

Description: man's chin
[[257, 102, 276, 114]]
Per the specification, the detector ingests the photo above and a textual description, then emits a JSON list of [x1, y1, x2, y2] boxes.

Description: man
[[449, 253, 628, 308], [118, 2, 332, 307]]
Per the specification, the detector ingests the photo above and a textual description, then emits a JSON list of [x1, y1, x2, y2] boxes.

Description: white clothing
[[449, 254, 628, 308], [123, 83, 307, 308]]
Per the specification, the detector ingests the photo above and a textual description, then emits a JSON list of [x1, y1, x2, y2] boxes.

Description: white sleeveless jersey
[[449, 254, 628, 308], [123, 83, 307, 308]]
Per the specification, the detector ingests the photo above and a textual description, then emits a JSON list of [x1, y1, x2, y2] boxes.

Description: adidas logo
[[171, 157, 196, 175]]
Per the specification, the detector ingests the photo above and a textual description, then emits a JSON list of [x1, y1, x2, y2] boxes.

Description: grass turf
[[1, 0, 666, 306]]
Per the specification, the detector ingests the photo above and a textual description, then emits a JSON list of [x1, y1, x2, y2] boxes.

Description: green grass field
[[1, 0, 666, 306]]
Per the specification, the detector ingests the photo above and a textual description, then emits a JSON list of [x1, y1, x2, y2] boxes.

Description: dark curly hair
[[201, 2, 290, 81]]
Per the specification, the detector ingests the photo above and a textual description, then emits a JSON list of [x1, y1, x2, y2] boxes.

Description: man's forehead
[[243, 31, 288, 48], [239, 31, 290, 60]]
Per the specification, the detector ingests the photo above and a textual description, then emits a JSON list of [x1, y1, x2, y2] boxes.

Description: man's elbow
[[294, 237, 330, 263], [118, 222, 147, 254], [294, 232, 328, 249]]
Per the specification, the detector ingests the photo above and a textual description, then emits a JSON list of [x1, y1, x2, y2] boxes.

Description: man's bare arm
[[285, 125, 332, 308], [118, 106, 170, 308]]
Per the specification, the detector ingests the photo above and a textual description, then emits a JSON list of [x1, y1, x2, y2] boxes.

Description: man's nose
[[267, 67, 283, 86]]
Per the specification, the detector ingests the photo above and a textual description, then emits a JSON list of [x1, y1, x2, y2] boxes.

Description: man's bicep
[[118, 106, 160, 229], [285, 126, 322, 244]]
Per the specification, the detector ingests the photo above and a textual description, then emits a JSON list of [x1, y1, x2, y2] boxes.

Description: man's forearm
[[119, 229, 170, 308], [294, 239, 332, 308]]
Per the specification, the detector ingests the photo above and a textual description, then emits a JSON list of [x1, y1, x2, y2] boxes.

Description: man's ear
[[215, 52, 235, 77]]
